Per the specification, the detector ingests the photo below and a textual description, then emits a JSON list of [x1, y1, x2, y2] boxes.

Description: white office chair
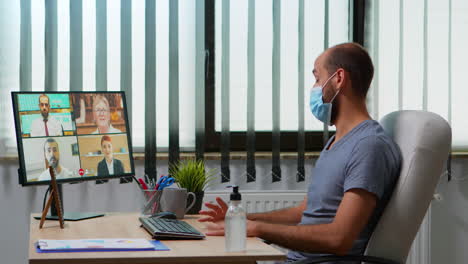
[[296, 110, 452, 264]]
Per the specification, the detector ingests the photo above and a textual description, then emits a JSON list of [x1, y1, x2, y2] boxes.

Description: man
[[199, 43, 402, 263], [30, 94, 63, 137], [38, 138, 73, 181]]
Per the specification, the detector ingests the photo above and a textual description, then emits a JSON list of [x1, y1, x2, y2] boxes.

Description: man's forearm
[[252, 221, 349, 256], [247, 206, 303, 225]]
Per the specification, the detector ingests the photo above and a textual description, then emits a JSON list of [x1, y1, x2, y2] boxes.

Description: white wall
[[431, 157, 468, 264]]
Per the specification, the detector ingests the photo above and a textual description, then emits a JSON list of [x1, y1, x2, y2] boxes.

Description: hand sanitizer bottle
[[225, 186, 246, 252]]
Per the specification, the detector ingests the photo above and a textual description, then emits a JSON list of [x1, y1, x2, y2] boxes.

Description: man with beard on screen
[[37, 138, 73, 181], [30, 94, 64, 137]]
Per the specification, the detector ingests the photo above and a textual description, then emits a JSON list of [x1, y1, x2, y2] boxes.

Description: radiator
[[204, 191, 430, 264], [204, 190, 305, 213]]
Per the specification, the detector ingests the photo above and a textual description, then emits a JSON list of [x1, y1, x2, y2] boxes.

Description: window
[[4, 0, 200, 152], [208, 0, 354, 151], [215, 0, 350, 132], [366, 0, 465, 149], [1, 0, 362, 155]]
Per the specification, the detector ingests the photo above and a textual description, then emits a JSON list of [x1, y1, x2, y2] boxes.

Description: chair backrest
[[365, 110, 451, 263]]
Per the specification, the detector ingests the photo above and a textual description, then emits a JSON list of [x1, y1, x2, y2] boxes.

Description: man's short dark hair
[[324, 43, 374, 98], [43, 138, 58, 152]]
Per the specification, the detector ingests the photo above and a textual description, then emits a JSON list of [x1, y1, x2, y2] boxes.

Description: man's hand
[[205, 219, 259, 237], [198, 197, 228, 222], [204, 220, 225, 236]]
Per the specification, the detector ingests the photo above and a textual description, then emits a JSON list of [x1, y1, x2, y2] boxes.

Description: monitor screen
[[12, 92, 135, 186]]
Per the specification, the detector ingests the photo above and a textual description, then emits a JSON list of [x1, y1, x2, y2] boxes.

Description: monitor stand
[[34, 184, 105, 221]]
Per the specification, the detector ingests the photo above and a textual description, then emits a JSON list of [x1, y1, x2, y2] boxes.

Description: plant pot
[[186, 191, 204, 215]]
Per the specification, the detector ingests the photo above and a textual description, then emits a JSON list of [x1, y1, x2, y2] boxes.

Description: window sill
[[2, 151, 468, 161], [132, 151, 323, 160]]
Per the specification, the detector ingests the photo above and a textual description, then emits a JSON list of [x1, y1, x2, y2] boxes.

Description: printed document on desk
[[36, 238, 169, 253]]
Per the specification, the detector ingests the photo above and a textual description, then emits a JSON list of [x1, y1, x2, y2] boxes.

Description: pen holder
[[140, 189, 163, 216]]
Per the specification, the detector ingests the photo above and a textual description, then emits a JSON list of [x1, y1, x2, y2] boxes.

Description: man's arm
[[199, 197, 306, 225], [247, 197, 306, 225], [205, 189, 377, 256], [251, 189, 377, 255]]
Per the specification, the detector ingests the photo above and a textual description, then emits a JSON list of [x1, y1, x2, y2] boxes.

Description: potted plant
[[169, 159, 217, 214]]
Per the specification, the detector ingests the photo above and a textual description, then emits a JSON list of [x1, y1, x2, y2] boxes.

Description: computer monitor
[[11, 92, 135, 220]]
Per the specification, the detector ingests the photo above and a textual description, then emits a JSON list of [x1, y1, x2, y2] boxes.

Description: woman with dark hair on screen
[[97, 135, 125, 176]]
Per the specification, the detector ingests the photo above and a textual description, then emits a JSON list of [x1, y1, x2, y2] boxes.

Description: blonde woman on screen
[[92, 95, 121, 134]]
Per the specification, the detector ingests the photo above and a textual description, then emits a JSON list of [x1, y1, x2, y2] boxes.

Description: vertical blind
[[1, 0, 357, 185], [366, 0, 465, 150], [214, 0, 349, 133], [214, 0, 350, 182], [5, 2, 350, 141], [14, 0, 201, 152]]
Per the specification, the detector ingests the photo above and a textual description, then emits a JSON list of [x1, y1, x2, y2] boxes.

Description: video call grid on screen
[[12, 92, 135, 186]]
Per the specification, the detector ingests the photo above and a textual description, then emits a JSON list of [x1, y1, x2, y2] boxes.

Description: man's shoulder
[[349, 125, 402, 170], [352, 121, 396, 149], [352, 133, 399, 158], [48, 116, 58, 121], [31, 117, 42, 125], [48, 116, 62, 124], [58, 167, 74, 178]]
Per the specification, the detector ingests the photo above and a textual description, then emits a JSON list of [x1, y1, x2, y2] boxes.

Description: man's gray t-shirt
[[287, 120, 402, 263]]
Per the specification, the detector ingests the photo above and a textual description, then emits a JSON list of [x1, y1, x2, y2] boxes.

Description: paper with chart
[[37, 238, 156, 251]]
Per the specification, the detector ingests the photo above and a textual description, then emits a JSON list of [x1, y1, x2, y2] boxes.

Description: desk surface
[[29, 213, 286, 264]]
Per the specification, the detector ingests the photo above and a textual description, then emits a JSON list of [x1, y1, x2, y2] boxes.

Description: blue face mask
[[309, 72, 339, 124]]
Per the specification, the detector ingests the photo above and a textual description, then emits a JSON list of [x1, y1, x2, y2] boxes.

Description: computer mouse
[[151, 211, 177, 219]]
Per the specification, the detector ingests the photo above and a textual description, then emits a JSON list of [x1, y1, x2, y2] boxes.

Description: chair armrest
[[292, 255, 400, 264]]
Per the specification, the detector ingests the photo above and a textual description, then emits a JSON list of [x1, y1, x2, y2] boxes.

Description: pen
[[138, 178, 149, 190], [144, 174, 157, 189]]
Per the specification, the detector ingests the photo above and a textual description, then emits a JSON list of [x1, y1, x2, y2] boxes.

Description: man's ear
[[334, 68, 350, 93], [335, 69, 346, 89]]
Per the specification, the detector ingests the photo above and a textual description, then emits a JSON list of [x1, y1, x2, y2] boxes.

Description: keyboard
[[139, 216, 206, 239]]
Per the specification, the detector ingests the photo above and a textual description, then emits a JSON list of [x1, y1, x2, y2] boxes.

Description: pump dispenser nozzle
[[227, 185, 242, 201]]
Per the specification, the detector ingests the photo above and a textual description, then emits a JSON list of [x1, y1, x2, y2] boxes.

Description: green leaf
[[169, 159, 218, 192]]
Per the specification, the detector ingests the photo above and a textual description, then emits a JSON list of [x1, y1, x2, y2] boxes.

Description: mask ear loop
[[322, 71, 339, 145], [323, 107, 331, 146], [321, 71, 339, 101], [329, 89, 340, 103]]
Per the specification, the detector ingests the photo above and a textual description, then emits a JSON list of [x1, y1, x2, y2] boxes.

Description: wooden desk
[[29, 213, 286, 264]]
